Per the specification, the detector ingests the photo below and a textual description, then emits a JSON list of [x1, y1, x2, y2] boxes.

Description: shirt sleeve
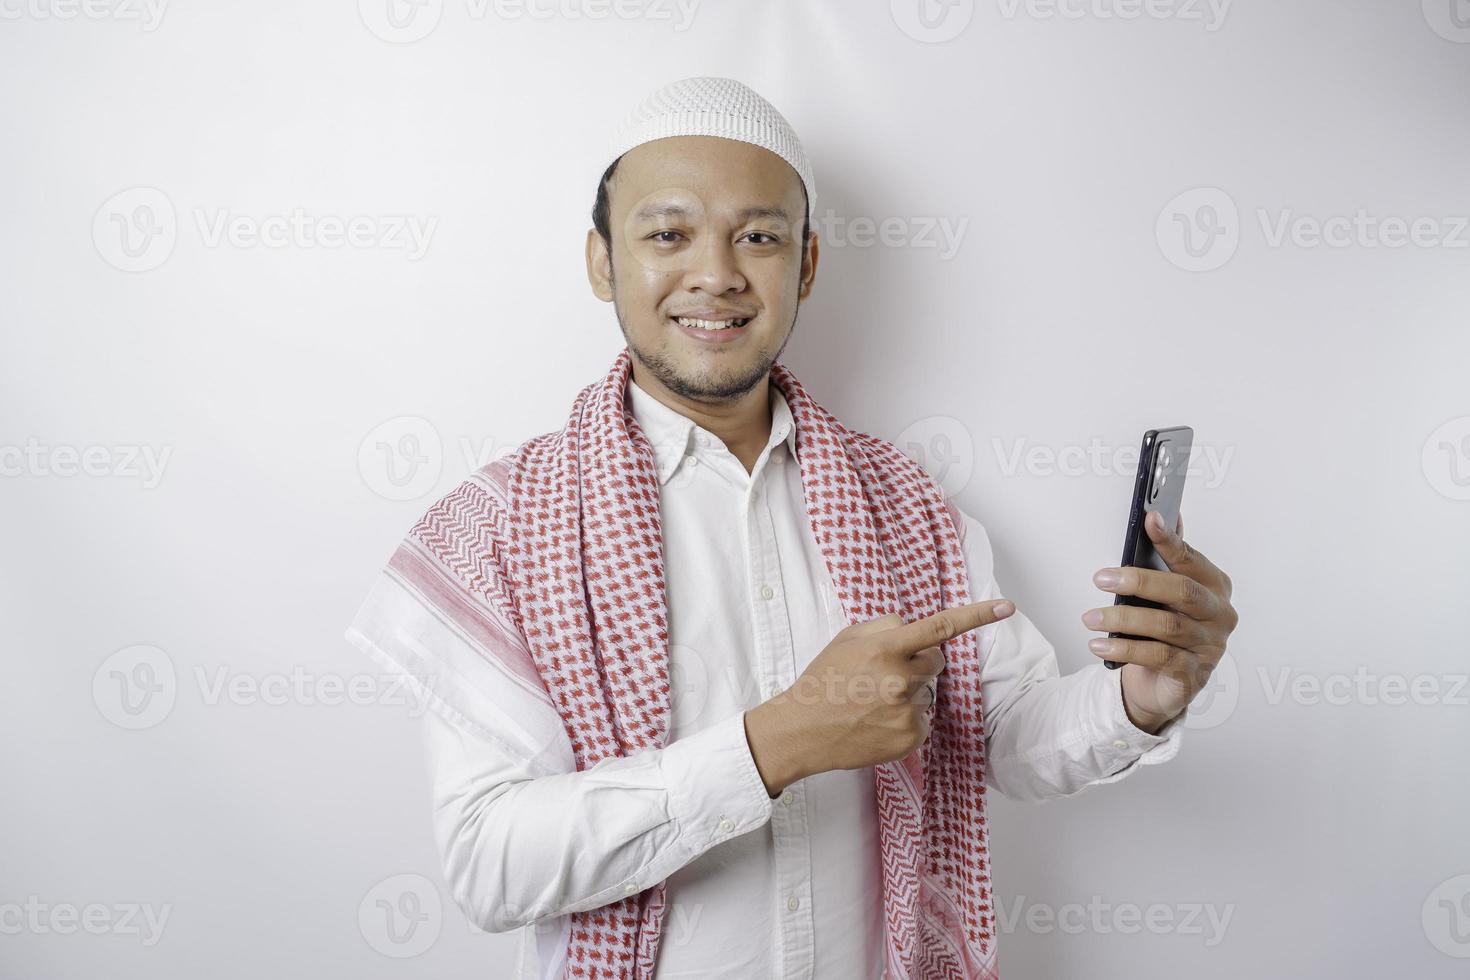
[[347, 564, 775, 934], [420, 701, 776, 933], [945, 500, 1186, 803], [345, 465, 778, 934]]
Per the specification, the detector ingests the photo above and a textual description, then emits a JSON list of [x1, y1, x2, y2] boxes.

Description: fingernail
[[1093, 569, 1121, 588], [1081, 609, 1104, 629], [1088, 638, 1113, 654], [993, 599, 1014, 617]]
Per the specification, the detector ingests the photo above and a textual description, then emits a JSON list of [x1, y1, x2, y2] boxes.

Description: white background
[[3, 0, 1468, 977]]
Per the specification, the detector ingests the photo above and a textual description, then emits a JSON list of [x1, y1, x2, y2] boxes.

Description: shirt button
[[623, 881, 638, 895], [760, 584, 775, 600], [786, 895, 800, 912], [686, 454, 698, 466], [779, 791, 794, 807], [717, 818, 734, 833], [1112, 739, 1129, 750]]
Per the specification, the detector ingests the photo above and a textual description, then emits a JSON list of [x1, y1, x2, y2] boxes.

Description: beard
[[614, 299, 798, 404]]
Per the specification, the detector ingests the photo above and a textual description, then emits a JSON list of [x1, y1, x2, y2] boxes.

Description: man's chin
[[633, 341, 774, 403]]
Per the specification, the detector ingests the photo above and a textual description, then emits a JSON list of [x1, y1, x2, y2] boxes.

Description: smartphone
[[1104, 426, 1194, 669]]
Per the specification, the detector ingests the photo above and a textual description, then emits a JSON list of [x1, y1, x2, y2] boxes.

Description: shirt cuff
[[1081, 663, 1186, 785], [660, 711, 776, 854]]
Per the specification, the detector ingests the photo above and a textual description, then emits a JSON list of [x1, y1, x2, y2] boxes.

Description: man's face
[[586, 135, 818, 404]]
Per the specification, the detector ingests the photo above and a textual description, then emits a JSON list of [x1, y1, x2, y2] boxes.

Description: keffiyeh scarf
[[380, 347, 998, 978]]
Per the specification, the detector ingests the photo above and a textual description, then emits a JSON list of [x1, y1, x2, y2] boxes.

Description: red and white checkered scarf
[[418, 347, 998, 978]]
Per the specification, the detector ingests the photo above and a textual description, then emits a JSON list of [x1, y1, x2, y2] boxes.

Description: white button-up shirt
[[420, 376, 1184, 978]]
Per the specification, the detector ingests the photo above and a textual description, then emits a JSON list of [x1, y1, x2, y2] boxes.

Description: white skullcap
[[603, 76, 816, 224]]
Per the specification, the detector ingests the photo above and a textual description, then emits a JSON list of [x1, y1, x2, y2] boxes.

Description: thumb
[[838, 613, 905, 639]]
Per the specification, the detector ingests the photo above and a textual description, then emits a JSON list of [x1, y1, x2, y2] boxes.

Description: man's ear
[[797, 230, 819, 301], [586, 228, 614, 302]]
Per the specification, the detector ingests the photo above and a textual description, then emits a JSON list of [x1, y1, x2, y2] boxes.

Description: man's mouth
[[670, 314, 753, 344], [671, 315, 751, 332]]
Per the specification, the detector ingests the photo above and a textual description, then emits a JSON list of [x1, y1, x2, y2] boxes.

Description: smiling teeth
[[676, 316, 749, 330]]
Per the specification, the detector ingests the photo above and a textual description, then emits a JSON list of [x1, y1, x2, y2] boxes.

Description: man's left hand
[[1081, 510, 1238, 734]]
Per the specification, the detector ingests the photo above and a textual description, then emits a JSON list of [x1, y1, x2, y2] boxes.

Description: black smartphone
[[1104, 426, 1194, 669]]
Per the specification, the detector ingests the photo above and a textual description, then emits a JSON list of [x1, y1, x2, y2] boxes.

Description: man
[[346, 76, 1238, 979]]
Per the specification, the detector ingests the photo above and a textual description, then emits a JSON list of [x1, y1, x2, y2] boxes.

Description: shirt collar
[[625, 376, 798, 486]]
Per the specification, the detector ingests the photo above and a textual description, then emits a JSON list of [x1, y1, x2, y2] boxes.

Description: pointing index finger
[[878, 599, 1016, 658]]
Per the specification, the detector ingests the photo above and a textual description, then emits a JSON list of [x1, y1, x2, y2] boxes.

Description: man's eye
[[745, 232, 780, 245], [650, 230, 684, 243]]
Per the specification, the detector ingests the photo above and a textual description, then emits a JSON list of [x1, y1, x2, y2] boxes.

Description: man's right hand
[[742, 598, 1016, 798]]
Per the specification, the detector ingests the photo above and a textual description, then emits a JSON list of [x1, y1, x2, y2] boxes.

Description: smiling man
[[346, 76, 1238, 980]]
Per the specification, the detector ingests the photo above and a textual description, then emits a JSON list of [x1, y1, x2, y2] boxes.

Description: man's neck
[[630, 364, 773, 475]]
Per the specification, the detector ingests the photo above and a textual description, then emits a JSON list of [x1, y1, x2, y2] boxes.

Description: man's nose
[[681, 235, 746, 293]]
